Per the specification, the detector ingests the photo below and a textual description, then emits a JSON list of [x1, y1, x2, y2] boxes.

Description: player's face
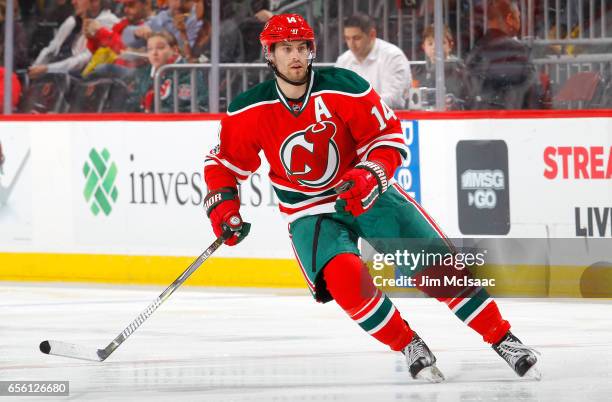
[[147, 36, 176, 69], [344, 26, 375, 60], [422, 36, 451, 62], [271, 40, 310, 82]]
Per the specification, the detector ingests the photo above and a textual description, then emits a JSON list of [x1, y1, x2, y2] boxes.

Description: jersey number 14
[[371, 99, 398, 131]]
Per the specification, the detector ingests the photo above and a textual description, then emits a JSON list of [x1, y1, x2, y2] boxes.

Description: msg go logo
[[83, 148, 118, 216]]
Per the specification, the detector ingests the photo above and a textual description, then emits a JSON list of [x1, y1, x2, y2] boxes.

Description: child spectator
[[130, 31, 207, 112], [412, 25, 469, 110]]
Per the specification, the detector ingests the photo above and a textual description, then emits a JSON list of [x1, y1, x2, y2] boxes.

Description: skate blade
[[523, 363, 542, 381], [416, 365, 445, 383]]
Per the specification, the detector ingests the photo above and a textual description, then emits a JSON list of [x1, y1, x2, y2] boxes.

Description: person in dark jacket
[[464, 0, 543, 110]]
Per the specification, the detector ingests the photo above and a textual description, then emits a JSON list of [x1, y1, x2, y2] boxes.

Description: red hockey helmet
[[259, 14, 316, 60]]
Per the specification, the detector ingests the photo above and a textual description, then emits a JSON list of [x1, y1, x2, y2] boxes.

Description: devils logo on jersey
[[280, 121, 340, 188]]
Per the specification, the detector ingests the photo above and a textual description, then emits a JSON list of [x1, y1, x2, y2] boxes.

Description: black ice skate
[[492, 331, 541, 380], [402, 332, 445, 383]]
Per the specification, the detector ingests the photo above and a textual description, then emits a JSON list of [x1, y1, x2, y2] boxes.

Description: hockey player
[[203, 14, 540, 382]]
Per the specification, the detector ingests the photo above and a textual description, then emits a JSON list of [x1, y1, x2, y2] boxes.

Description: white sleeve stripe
[[277, 193, 337, 209], [207, 155, 252, 178], [356, 133, 405, 154], [281, 202, 338, 222], [358, 141, 409, 162]]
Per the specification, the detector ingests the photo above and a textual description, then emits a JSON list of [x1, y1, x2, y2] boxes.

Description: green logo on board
[[83, 148, 118, 216]]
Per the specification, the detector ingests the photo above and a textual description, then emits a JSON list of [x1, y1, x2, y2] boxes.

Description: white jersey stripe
[[358, 141, 409, 162], [207, 155, 252, 178], [281, 202, 337, 222], [357, 133, 405, 155], [277, 193, 338, 209]]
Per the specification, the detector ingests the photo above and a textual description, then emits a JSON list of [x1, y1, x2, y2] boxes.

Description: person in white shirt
[[335, 13, 411, 109], [28, 0, 118, 79]]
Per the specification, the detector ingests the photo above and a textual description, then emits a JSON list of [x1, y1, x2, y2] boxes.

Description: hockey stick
[[39, 227, 235, 362]]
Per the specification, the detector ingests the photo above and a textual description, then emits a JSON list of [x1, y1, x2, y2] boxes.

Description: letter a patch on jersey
[[314, 96, 332, 121], [280, 121, 340, 188]]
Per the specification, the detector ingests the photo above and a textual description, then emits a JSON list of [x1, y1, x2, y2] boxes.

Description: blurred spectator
[[184, 0, 242, 63], [83, 0, 148, 78], [140, 0, 203, 49], [412, 24, 469, 110], [0, 0, 29, 70], [184, 12, 210, 62], [27, 0, 74, 63], [130, 31, 207, 112], [238, 0, 271, 62], [336, 13, 411, 109], [464, 0, 543, 110], [0, 65, 22, 112], [28, 0, 118, 79], [251, 0, 273, 23], [239, 0, 302, 62]]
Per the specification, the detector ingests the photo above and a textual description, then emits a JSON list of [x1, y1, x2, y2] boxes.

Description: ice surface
[[1, 282, 610, 401]]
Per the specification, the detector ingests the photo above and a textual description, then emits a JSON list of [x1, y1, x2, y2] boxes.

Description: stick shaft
[[98, 235, 226, 360]]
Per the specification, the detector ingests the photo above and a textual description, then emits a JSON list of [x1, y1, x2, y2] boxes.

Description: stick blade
[[39, 340, 104, 362]]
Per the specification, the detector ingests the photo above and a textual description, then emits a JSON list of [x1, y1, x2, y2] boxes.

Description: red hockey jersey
[[204, 67, 407, 222]]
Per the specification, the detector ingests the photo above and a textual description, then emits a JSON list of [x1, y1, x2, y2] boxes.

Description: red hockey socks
[[323, 253, 414, 351], [465, 300, 510, 344], [413, 265, 510, 345]]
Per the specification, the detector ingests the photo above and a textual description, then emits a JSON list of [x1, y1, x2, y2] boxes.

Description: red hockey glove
[[204, 187, 250, 246], [335, 161, 389, 217]]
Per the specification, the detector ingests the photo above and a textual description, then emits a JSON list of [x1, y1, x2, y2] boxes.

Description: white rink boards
[[1, 282, 611, 401]]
